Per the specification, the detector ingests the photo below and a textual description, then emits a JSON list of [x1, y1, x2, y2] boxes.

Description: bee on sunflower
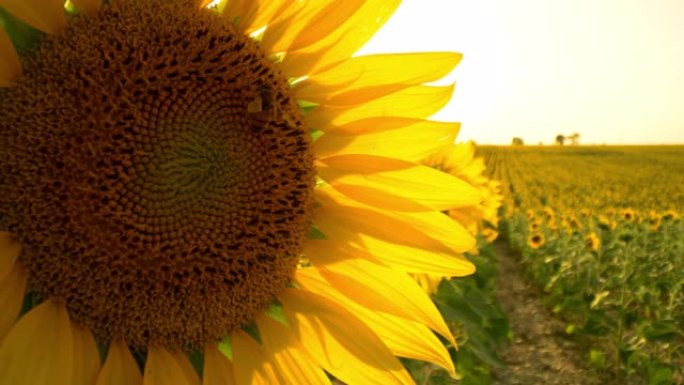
[[0, 0, 480, 384]]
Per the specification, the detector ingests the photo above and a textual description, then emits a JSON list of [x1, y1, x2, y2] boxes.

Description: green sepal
[[0, 7, 43, 54]]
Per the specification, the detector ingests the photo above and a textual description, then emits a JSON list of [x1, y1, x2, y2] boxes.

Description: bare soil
[[491, 241, 605, 385]]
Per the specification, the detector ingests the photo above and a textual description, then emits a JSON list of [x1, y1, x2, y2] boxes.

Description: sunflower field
[[481, 145, 684, 384]]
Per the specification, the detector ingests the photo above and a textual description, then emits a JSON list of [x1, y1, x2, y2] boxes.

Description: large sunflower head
[[1, 0, 480, 383]]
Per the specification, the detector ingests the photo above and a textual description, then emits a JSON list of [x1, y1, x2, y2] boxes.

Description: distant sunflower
[[422, 141, 502, 244], [0, 0, 480, 383], [527, 232, 545, 249], [621, 208, 636, 222], [585, 232, 601, 252]]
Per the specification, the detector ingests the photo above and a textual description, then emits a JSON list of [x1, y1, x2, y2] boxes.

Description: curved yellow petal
[[361, 237, 474, 277], [306, 242, 454, 345], [71, 0, 101, 14], [96, 339, 143, 385], [305, 85, 454, 131], [0, 300, 74, 384], [305, 237, 473, 278], [280, 0, 400, 77], [316, 187, 477, 254], [0, 0, 66, 34], [0, 232, 21, 282], [0, 28, 22, 87], [295, 268, 456, 375], [203, 345, 236, 385], [220, 0, 250, 26], [279, 288, 415, 385], [231, 330, 279, 385], [255, 315, 331, 385], [314, 120, 459, 162], [72, 324, 100, 385], [144, 347, 200, 385], [287, 0, 365, 51], [260, 0, 330, 53], [295, 52, 462, 104], [0, 263, 26, 341], [240, 0, 291, 34], [318, 154, 482, 212]]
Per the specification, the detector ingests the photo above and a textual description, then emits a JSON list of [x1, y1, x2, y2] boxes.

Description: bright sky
[[358, 0, 684, 145]]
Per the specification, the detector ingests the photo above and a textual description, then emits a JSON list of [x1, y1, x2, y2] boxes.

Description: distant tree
[[555, 134, 565, 146], [512, 137, 524, 146], [568, 132, 580, 145]]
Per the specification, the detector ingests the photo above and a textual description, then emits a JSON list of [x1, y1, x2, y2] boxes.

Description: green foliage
[[481, 145, 684, 384], [406, 240, 510, 384]]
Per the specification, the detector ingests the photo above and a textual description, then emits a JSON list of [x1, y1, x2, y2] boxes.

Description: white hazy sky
[[358, 0, 684, 145]]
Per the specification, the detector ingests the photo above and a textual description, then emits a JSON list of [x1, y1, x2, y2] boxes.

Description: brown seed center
[[0, 0, 314, 350]]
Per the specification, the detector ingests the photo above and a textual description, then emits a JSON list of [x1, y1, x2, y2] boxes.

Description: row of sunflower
[[481, 145, 684, 384], [0, 0, 506, 384]]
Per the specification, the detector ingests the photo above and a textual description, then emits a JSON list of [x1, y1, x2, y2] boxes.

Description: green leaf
[[642, 320, 681, 342]]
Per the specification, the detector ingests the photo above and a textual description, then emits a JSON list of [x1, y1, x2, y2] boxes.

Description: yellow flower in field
[[647, 210, 661, 231], [621, 208, 637, 222], [527, 232, 545, 249], [585, 232, 601, 252], [0, 0, 479, 383], [597, 214, 617, 231], [542, 206, 555, 221], [661, 209, 679, 221], [528, 219, 542, 232], [422, 141, 503, 244]]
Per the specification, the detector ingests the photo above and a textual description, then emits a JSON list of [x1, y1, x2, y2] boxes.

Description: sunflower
[[422, 141, 503, 244], [527, 232, 545, 249], [0, 0, 481, 383], [585, 232, 601, 252], [621, 208, 636, 222]]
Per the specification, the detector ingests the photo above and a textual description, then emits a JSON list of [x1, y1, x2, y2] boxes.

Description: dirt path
[[491, 241, 603, 385]]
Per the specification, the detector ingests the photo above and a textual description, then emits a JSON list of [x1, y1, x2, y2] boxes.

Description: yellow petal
[[220, 0, 250, 28], [295, 268, 456, 375], [0, 232, 21, 282], [71, 0, 101, 14], [0, 28, 22, 87], [0, 263, 26, 341], [96, 339, 143, 385], [0, 0, 66, 34], [305, 85, 454, 131], [255, 315, 331, 385], [144, 347, 200, 385], [72, 324, 100, 385], [356, 236, 474, 277], [316, 186, 477, 254], [240, 0, 291, 34], [260, 0, 330, 53], [314, 195, 452, 254], [0, 300, 75, 385], [203, 345, 236, 385], [287, 0, 365, 51], [295, 52, 462, 104], [280, 0, 400, 77], [279, 288, 415, 385], [318, 154, 482, 212], [306, 241, 455, 344], [231, 330, 279, 385], [314, 120, 459, 162]]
